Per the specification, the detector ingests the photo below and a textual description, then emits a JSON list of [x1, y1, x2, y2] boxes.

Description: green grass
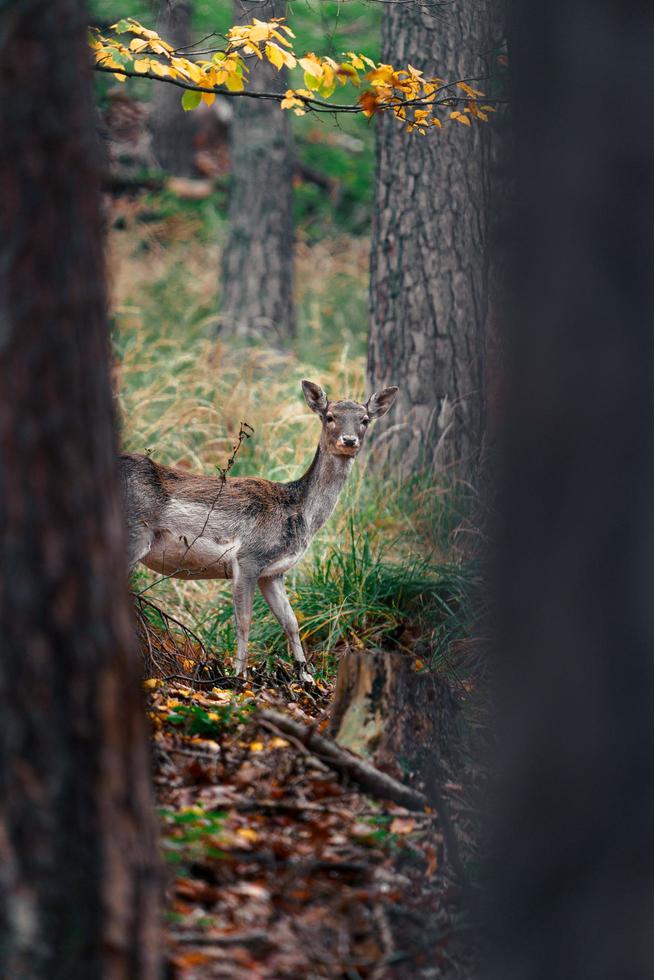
[[192, 522, 475, 678]]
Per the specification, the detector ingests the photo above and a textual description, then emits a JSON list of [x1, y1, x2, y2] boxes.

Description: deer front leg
[[258, 575, 313, 684], [232, 575, 256, 677]]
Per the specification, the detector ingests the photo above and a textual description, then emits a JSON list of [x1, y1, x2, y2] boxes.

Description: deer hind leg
[[258, 575, 313, 683], [232, 575, 256, 677]]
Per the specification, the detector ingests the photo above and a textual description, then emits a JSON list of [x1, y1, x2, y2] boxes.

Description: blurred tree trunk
[[219, 0, 295, 341], [368, 1, 495, 478], [490, 0, 654, 977], [0, 2, 160, 977], [151, 0, 196, 176]]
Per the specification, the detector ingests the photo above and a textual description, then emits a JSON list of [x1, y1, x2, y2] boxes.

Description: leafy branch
[[90, 16, 498, 134]]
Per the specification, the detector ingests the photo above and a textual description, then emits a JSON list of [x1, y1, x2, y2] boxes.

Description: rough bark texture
[[0, 3, 160, 977], [329, 652, 461, 783], [368, 1, 495, 477], [490, 1, 654, 977], [219, 0, 295, 341], [150, 0, 197, 176]]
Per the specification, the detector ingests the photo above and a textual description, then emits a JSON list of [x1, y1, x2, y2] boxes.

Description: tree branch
[[93, 63, 504, 115]]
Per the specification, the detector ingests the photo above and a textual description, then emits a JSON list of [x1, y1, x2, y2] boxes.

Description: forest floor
[[142, 633, 489, 980]]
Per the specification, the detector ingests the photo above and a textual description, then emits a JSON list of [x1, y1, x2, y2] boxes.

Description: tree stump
[[329, 651, 461, 788]]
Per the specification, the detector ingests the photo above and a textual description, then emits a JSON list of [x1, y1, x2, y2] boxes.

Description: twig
[[175, 930, 268, 946], [257, 716, 330, 772], [258, 709, 428, 811]]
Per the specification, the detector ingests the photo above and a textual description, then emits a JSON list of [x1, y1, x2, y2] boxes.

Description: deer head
[[302, 379, 399, 457]]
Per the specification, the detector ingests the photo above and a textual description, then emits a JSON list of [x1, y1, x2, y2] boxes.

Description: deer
[[121, 379, 398, 682]]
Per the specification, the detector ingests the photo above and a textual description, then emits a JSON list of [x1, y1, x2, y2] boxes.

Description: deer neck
[[296, 445, 354, 534]]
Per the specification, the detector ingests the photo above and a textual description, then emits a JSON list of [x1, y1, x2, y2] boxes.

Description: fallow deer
[[121, 380, 398, 680]]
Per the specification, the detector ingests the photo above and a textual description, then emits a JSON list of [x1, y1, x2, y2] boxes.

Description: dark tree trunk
[[368, 1, 495, 478], [151, 0, 197, 176], [0, 3, 160, 977], [490, 1, 654, 977], [219, 0, 295, 341]]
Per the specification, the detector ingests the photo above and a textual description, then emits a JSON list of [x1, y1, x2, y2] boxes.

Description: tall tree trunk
[[368, 1, 495, 478], [219, 0, 295, 341], [151, 0, 197, 176], [490, 1, 654, 977], [0, 3, 160, 977]]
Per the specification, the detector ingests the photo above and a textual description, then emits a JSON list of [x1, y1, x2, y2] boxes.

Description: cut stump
[[329, 651, 461, 788]]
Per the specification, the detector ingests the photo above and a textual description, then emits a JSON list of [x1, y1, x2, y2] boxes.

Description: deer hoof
[[298, 666, 315, 686]]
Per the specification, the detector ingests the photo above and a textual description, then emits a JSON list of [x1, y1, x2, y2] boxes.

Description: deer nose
[[340, 436, 359, 447]]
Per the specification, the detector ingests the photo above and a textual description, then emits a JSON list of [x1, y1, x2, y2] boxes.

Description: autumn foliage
[[91, 16, 495, 134]]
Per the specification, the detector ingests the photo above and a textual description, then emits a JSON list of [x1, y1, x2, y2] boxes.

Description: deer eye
[[362, 417, 370, 426], [325, 413, 334, 423]]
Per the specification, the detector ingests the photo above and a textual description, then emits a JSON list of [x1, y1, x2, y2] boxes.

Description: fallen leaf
[[236, 827, 259, 843], [390, 817, 416, 834]]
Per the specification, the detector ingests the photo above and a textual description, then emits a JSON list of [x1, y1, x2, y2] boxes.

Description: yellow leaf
[[390, 816, 416, 834], [133, 58, 150, 73], [457, 81, 485, 98], [265, 41, 296, 70], [150, 60, 170, 77], [265, 41, 284, 69], [269, 737, 289, 749], [225, 72, 245, 92], [298, 54, 323, 79], [202, 92, 216, 106], [236, 827, 259, 842], [249, 741, 265, 752], [143, 678, 160, 689], [346, 52, 365, 70], [129, 37, 149, 52]]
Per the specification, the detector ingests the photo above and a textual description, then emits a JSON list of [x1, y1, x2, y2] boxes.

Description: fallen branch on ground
[[258, 709, 428, 811]]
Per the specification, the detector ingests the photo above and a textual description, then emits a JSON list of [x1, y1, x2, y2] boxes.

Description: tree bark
[[368, 1, 496, 478], [150, 0, 197, 176], [0, 3, 160, 977], [218, 0, 295, 342], [329, 652, 461, 782], [490, 1, 654, 977]]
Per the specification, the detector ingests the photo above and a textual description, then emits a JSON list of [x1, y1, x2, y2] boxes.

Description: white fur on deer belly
[[142, 526, 240, 580], [260, 550, 306, 578]]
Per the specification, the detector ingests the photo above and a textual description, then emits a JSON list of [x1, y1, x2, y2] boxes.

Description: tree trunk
[[329, 652, 461, 784], [0, 3, 160, 977], [150, 0, 197, 176], [368, 1, 495, 478], [490, 0, 654, 977], [218, 0, 295, 342]]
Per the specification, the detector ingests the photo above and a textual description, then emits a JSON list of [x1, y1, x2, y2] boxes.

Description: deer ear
[[367, 386, 399, 419], [302, 379, 328, 415]]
